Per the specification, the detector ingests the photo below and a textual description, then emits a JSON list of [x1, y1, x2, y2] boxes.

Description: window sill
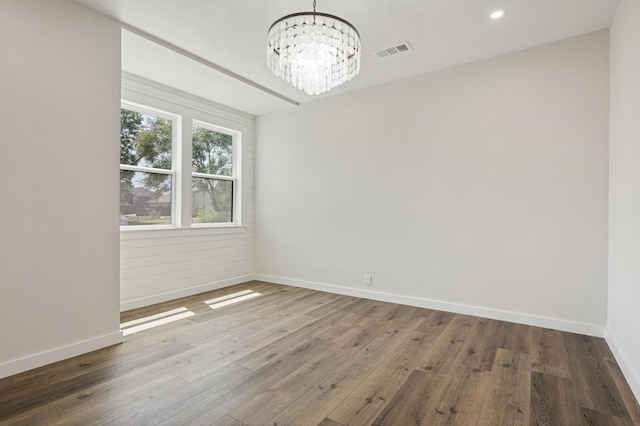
[[119, 224, 247, 240]]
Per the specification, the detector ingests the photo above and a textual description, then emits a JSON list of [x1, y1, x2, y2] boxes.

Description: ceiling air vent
[[375, 42, 413, 58]]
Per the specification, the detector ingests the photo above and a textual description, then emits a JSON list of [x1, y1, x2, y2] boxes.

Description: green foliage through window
[[119, 107, 238, 227], [191, 126, 234, 224], [192, 127, 232, 176], [120, 108, 173, 226]]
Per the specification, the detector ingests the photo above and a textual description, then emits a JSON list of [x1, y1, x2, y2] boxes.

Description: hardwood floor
[[1, 281, 639, 425]]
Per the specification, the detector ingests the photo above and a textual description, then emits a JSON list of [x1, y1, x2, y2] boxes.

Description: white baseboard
[[0, 331, 123, 380], [605, 329, 640, 404], [255, 274, 605, 337], [120, 274, 256, 312]]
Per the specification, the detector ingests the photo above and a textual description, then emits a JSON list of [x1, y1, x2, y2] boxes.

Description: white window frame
[[191, 120, 242, 228], [119, 101, 180, 228], [119, 75, 248, 231]]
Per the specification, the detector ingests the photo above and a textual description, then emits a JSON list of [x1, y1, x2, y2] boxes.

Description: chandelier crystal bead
[[266, 2, 361, 96]]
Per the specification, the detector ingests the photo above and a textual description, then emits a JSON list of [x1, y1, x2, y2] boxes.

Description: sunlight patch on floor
[[205, 289, 262, 310], [120, 307, 195, 336]]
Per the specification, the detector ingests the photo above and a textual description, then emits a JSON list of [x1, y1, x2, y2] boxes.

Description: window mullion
[[172, 115, 182, 227], [180, 118, 193, 228]]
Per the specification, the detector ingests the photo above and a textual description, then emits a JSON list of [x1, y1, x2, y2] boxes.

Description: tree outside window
[[119, 105, 240, 228], [192, 124, 235, 224], [119, 107, 174, 226]]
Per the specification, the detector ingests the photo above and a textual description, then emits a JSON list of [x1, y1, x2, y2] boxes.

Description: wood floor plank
[[105, 362, 254, 425], [579, 407, 635, 426], [170, 312, 318, 382], [420, 363, 490, 425], [317, 418, 345, 426], [337, 299, 413, 330], [603, 354, 640, 424], [1, 282, 638, 425], [415, 314, 480, 376], [0, 340, 195, 421], [370, 369, 448, 426], [451, 316, 501, 372], [162, 339, 335, 425], [326, 310, 454, 426], [564, 332, 631, 420], [124, 338, 332, 425], [265, 311, 427, 425], [530, 327, 573, 378], [237, 309, 355, 371], [241, 288, 331, 319], [211, 415, 248, 426], [496, 321, 533, 355], [14, 372, 189, 425], [339, 297, 385, 316], [477, 347, 532, 426], [530, 371, 582, 426], [305, 294, 360, 318], [230, 324, 380, 425], [585, 334, 640, 424]]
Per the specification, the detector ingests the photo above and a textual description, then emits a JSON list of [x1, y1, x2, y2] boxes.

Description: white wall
[[607, 0, 640, 401], [119, 76, 256, 311], [0, 0, 122, 378], [256, 30, 610, 335]]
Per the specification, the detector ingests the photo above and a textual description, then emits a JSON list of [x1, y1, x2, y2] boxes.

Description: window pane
[[120, 171, 172, 226], [192, 126, 233, 176], [192, 178, 233, 223], [120, 109, 172, 169]]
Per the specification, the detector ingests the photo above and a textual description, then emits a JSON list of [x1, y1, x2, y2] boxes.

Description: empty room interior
[[1, 0, 640, 424]]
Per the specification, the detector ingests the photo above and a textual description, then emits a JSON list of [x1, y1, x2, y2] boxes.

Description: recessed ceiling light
[[490, 9, 506, 19]]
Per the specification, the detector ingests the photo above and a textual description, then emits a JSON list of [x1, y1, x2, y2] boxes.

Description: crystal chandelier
[[267, 0, 361, 96]]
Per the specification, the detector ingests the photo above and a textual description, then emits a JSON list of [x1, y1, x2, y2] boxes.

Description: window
[[119, 100, 242, 229], [119, 106, 176, 226], [192, 122, 237, 224]]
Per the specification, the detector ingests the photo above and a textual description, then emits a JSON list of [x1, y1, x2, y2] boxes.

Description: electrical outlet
[[364, 274, 373, 286]]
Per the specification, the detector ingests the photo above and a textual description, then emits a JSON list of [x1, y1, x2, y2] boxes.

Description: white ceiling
[[77, 0, 619, 116]]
